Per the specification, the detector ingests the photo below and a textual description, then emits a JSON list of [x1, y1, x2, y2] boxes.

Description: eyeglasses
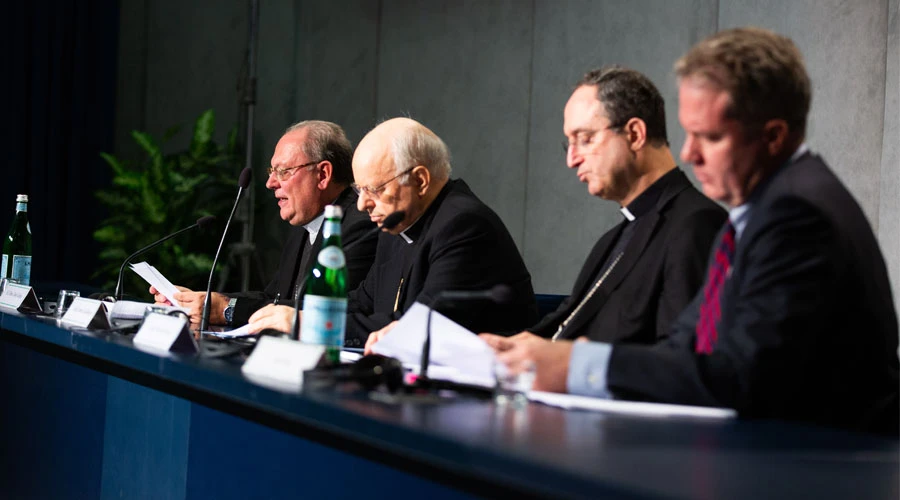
[[267, 161, 319, 181], [351, 166, 416, 199], [562, 125, 620, 154]]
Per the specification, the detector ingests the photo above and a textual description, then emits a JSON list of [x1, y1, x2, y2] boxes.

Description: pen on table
[[273, 292, 281, 306]]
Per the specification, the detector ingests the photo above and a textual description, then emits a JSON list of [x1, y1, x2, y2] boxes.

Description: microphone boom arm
[[200, 186, 246, 331]]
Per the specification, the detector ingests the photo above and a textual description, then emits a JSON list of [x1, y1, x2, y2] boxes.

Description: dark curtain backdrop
[[1, 1, 119, 291]]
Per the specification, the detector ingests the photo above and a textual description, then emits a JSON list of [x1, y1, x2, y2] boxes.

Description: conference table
[[1, 305, 897, 499]]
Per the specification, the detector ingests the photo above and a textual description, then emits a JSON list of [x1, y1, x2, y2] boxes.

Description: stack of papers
[[372, 302, 496, 387]]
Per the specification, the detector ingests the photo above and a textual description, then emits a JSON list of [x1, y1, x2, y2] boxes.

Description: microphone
[[341, 210, 406, 254], [288, 210, 406, 340], [420, 284, 513, 385], [114, 215, 216, 300], [200, 167, 252, 331]]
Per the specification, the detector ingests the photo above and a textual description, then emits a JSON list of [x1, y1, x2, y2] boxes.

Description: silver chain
[[551, 252, 624, 341]]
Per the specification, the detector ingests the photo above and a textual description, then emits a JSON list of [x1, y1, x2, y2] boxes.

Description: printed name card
[[241, 336, 325, 392], [0, 283, 41, 312], [61, 297, 111, 330], [133, 312, 198, 354]]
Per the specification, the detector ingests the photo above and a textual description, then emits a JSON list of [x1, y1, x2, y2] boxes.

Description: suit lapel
[[570, 224, 623, 299], [560, 211, 662, 338], [559, 170, 693, 339]]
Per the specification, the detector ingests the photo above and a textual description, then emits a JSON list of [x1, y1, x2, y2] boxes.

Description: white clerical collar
[[620, 206, 636, 222], [399, 214, 424, 244], [789, 143, 809, 163], [304, 212, 325, 245]]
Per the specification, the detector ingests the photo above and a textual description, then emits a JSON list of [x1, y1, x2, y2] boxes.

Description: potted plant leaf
[[93, 109, 239, 298]]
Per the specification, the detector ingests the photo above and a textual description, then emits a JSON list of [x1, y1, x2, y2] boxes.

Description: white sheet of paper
[[372, 302, 496, 386], [527, 391, 737, 419], [201, 323, 255, 338], [129, 262, 182, 307], [340, 350, 362, 363]]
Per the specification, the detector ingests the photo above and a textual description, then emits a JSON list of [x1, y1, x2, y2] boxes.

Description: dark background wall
[[0, 1, 119, 291], [15, 1, 893, 313]]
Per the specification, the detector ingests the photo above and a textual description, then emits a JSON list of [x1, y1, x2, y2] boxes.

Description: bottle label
[[1, 254, 7, 279], [16, 202, 26, 212], [301, 295, 348, 347], [322, 220, 341, 238], [317, 246, 346, 269], [11, 255, 31, 285]]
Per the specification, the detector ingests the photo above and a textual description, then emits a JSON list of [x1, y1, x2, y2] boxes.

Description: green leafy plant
[[93, 110, 239, 297]]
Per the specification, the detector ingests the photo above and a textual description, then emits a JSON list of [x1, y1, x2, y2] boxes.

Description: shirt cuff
[[567, 341, 613, 398]]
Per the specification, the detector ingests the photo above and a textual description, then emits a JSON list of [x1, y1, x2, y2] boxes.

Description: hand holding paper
[[129, 262, 182, 307]]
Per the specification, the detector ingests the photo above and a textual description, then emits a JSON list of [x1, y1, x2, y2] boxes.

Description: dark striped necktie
[[695, 221, 736, 354]]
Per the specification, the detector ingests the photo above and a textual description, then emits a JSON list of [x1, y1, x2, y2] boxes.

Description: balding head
[[353, 118, 452, 234], [265, 120, 352, 226]]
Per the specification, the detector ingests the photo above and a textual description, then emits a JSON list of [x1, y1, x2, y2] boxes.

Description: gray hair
[[284, 120, 354, 185], [390, 124, 452, 184]]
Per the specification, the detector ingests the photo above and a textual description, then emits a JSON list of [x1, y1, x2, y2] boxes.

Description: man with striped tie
[[485, 27, 899, 436]]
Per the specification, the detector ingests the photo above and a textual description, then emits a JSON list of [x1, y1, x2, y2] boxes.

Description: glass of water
[[493, 360, 536, 408], [55, 290, 80, 317]]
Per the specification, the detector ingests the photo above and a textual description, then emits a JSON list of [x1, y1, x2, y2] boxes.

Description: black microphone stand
[[200, 169, 251, 331], [409, 285, 512, 397], [114, 216, 216, 301]]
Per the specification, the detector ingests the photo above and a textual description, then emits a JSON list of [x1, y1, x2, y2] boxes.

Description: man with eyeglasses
[[249, 117, 538, 346], [483, 30, 899, 435], [481, 66, 724, 353], [151, 120, 377, 327]]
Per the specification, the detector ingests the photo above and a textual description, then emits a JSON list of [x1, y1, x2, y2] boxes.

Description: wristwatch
[[223, 297, 238, 325]]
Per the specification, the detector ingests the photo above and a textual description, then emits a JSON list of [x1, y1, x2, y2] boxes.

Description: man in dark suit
[[153, 120, 377, 327], [487, 28, 899, 435], [524, 67, 725, 345], [248, 117, 537, 345]]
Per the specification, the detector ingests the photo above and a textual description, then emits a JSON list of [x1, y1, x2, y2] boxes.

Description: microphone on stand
[[113, 215, 217, 300], [419, 284, 513, 385], [200, 167, 252, 331], [289, 210, 406, 341]]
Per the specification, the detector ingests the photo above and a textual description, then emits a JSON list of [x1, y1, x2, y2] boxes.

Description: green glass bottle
[[301, 205, 348, 364], [2, 194, 32, 285]]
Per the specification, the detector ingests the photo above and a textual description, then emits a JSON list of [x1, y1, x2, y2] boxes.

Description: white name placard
[[0, 283, 41, 312], [241, 336, 325, 392], [61, 297, 111, 330], [133, 312, 198, 354]]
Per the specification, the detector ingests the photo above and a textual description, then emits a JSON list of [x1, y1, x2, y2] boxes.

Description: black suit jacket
[[530, 169, 726, 343], [607, 153, 900, 435], [230, 187, 377, 325], [345, 179, 538, 346]]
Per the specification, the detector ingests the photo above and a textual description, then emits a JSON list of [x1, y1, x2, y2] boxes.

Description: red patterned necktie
[[695, 222, 736, 354]]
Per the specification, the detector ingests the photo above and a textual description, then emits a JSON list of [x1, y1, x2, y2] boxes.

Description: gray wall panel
[[114, 0, 900, 317], [292, 0, 380, 146], [142, 0, 246, 146], [375, 0, 534, 246], [718, 0, 889, 229], [525, 0, 718, 293], [879, 0, 900, 315]]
